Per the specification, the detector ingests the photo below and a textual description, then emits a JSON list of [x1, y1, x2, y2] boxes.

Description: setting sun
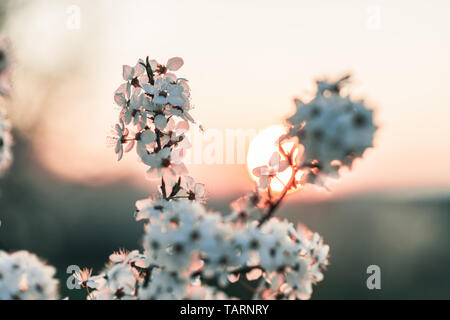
[[247, 125, 302, 193]]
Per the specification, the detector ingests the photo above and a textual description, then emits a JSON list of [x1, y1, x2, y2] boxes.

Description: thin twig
[[257, 150, 298, 228]]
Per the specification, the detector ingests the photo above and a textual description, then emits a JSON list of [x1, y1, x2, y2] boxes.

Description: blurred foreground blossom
[[0, 38, 12, 97], [0, 107, 12, 176], [0, 37, 13, 176], [0, 251, 59, 300], [284, 75, 376, 185]]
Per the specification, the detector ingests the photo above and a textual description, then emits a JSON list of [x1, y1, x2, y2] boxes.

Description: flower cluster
[[0, 107, 12, 176], [0, 38, 61, 301], [81, 201, 328, 300], [284, 75, 376, 184], [0, 38, 12, 97], [0, 250, 59, 300], [111, 56, 192, 179], [74, 57, 347, 301], [0, 52, 377, 300], [0, 38, 12, 176], [109, 56, 205, 200]]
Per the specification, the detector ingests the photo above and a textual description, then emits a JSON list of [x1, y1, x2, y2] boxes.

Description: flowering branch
[[77, 60, 376, 301]]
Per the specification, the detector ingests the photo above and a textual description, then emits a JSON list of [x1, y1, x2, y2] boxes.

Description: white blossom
[[0, 250, 59, 300], [0, 108, 13, 176], [81, 60, 380, 301], [252, 152, 289, 189], [285, 75, 376, 184]]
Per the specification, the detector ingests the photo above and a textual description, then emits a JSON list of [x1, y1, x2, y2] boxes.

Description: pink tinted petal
[[183, 176, 195, 189], [149, 59, 158, 70], [228, 273, 240, 283], [176, 121, 189, 132], [166, 57, 184, 71], [259, 176, 269, 189], [246, 268, 262, 281], [165, 72, 177, 82], [134, 259, 148, 268], [183, 112, 195, 123], [269, 152, 280, 168], [109, 253, 124, 263], [135, 210, 151, 221], [194, 184, 205, 197], [166, 117, 176, 131], [134, 61, 145, 77], [114, 93, 126, 106], [252, 166, 268, 177], [123, 65, 133, 80], [125, 140, 135, 152], [178, 80, 190, 91], [140, 74, 149, 84], [179, 138, 191, 149], [135, 198, 152, 211], [278, 160, 289, 172]]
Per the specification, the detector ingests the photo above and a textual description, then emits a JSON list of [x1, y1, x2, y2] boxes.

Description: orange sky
[[3, 0, 450, 200]]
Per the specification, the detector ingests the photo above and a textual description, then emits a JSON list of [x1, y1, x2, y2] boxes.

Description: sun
[[247, 125, 303, 193]]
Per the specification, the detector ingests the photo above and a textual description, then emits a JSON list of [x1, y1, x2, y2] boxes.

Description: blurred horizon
[[0, 0, 449, 199], [1, 137, 449, 299]]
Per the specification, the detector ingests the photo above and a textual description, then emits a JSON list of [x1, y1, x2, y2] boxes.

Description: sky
[[3, 0, 450, 200]]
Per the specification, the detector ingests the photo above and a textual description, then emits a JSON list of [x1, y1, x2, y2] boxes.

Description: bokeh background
[[0, 0, 449, 299]]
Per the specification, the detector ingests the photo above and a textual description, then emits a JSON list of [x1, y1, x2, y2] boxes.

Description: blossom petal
[[166, 57, 184, 71], [154, 115, 168, 130], [123, 65, 133, 81]]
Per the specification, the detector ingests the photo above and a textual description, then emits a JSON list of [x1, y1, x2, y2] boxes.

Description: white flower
[[111, 119, 130, 161], [150, 57, 184, 73], [183, 176, 206, 202], [135, 128, 157, 158], [74, 268, 104, 289], [141, 77, 170, 106], [252, 152, 289, 189], [109, 249, 146, 268], [143, 147, 188, 180], [114, 82, 131, 109], [134, 197, 172, 221], [0, 250, 59, 300], [286, 75, 376, 183], [166, 83, 186, 107], [124, 87, 144, 125], [123, 60, 145, 82]]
